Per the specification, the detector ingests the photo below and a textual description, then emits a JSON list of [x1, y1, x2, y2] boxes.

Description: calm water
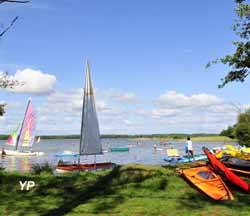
[[0, 139, 238, 172]]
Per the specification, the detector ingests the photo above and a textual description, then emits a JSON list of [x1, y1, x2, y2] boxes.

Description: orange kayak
[[179, 166, 234, 200]]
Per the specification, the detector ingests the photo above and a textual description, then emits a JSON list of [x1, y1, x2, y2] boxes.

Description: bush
[[220, 125, 236, 139], [235, 123, 250, 147], [31, 162, 53, 174]]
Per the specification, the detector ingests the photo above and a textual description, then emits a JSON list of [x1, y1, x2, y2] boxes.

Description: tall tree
[[0, 0, 29, 116], [207, 0, 250, 88]]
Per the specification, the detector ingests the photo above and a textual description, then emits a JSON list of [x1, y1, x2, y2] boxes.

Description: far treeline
[[0, 133, 220, 140]]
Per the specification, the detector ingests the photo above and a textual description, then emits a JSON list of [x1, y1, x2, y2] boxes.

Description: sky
[[0, 0, 249, 135]]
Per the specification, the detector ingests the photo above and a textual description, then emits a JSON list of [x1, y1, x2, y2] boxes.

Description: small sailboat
[[4, 99, 44, 156], [56, 60, 114, 173]]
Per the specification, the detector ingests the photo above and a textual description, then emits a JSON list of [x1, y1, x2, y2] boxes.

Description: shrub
[[31, 162, 53, 174]]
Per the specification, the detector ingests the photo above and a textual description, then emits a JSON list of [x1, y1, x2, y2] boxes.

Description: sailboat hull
[[4, 149, 44, 156], [56, 162, 115, 173]]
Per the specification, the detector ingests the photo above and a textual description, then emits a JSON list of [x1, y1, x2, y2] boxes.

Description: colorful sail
[[79, 60, 102, 155], [18, 100, 35, 148], [6, 129, 18, 146]]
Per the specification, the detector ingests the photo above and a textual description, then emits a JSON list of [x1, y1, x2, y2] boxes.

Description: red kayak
[[203, 147, 249, 192]]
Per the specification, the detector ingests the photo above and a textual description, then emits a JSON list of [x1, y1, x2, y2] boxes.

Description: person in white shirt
[[186, 137, 194, 160]]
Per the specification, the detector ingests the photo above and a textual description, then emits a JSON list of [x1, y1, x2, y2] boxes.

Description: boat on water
[[163, 154, 207, 163], [110, 147, 129, 152], [166, 148, 179, 157], [203, 147, 249, 192], [56, 60, 114, 173], [3, 99, 44, 157], [55, 151, 79, 157], [178, 166, 234, 200]]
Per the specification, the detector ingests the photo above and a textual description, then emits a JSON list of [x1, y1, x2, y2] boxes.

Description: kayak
[[4, 149, 44, 156], [110, 147, 129, 152], [203, 147, 249, 192], [55, 151, 79, 157], [163, 154, 207, 163], [221, 157, 250, 171], [56, 162, 115, 174], [179, 166, 234, 200], [166, 148, 179, 157]]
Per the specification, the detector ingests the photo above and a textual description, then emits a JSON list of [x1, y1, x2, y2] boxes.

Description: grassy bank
[[130, 135, 236, 142], [0, 164, 249, 215], [178, 136, 236, 142]]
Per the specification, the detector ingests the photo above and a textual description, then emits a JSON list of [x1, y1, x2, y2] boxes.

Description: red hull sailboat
[[56, 60, 114, 173]]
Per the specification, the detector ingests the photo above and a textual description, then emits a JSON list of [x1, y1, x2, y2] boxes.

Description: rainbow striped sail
[[18, 100, 35, 148]]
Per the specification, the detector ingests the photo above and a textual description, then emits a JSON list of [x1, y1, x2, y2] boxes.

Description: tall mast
[[15, 98, 31, 151], [78, 59, 89, 164]]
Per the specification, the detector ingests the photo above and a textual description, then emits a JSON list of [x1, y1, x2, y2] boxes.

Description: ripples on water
[[0, 139, 238, 172]]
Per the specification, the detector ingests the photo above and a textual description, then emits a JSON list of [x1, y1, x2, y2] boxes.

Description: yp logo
[[19, 181, 36, 191]]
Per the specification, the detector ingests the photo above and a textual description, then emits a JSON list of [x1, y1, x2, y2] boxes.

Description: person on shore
[[1, 148, 6, 157], [186, 137, 194, 161], [153, 144, 157, 151]]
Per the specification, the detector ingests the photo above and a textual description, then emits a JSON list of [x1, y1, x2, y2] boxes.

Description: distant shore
[[0, 134, 236, 142]]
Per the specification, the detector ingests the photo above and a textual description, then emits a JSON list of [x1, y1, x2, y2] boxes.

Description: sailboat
[[56, 60, 114, 173], [4, 99, 44, 156]]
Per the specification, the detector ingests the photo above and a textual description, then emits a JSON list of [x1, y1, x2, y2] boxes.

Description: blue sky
[[0, 0, 249, 135]]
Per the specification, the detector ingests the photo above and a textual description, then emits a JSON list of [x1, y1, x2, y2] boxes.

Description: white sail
[[79, 60, 102, 155]]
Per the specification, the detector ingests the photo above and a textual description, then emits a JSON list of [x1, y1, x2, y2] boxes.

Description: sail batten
[[79, 60, 102, 155]]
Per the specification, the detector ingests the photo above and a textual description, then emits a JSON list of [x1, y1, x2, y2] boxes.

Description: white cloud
[[156, 91, 222, 109], [6, 68, 57, 95], [100, 89, 138, 104]]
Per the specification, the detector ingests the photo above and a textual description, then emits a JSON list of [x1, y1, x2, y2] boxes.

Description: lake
[[0, 138, 238, 172]]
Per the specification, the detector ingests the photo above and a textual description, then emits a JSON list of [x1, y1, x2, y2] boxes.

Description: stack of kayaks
[[178, 147, 250, 201], [204, 147, 249, 192], [215, 144, 250, 160]]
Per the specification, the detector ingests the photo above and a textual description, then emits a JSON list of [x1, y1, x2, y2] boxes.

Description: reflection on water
[[0, 138, 238, 172]]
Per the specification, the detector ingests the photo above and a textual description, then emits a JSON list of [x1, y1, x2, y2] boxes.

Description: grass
[[180, 136, 236, 142], [0, 164, 249, 215]]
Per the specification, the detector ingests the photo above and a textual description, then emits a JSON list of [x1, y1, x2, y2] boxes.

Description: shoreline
[[0, 135, 237, 142]]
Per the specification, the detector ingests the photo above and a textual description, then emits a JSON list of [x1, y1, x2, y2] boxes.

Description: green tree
[[235, 112, 250, 146], [207, 0, 250, 88], [220, 125, 236, 139]]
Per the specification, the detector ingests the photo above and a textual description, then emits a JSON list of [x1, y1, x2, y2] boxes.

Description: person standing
[[186, 137, 194, 160]]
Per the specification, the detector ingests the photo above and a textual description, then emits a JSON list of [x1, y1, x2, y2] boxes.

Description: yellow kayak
[[215, 144, 250, 160]]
